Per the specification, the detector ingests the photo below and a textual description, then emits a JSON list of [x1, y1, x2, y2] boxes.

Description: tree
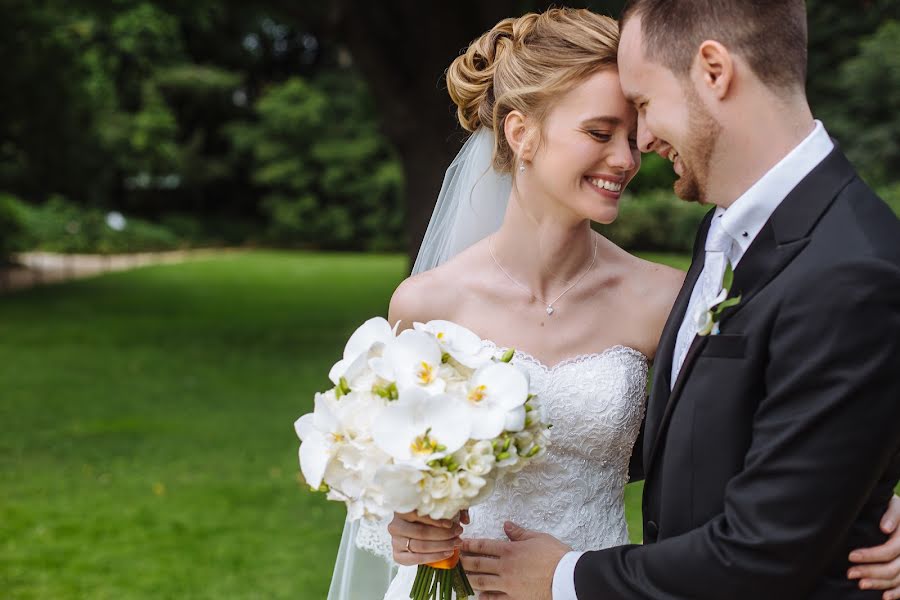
[[264, 0, 625, 260]]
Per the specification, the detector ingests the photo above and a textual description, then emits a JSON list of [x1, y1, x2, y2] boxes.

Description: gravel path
[[0, 250, 226, 293]]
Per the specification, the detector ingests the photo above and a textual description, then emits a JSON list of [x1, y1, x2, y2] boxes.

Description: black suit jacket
[[576, 149, 900, 599]]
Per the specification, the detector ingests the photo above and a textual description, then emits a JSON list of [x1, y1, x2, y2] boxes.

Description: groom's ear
[[504, 110, 536, 162], [695, 40, 734, 100]]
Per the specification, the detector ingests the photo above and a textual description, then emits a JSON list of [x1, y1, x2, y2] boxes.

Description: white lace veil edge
[[326, 127, 511, 600]]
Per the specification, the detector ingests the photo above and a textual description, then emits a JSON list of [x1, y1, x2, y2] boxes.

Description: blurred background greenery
[[0, 0, 897, 265], [1, 1, 898, 598]]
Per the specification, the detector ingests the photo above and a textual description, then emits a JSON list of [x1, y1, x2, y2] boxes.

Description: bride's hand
[[848, 494, 900, 599], [388, 510, 468, 566]]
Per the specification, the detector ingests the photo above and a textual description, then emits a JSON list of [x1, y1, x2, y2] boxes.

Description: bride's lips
[[585, 175, 625, 200]]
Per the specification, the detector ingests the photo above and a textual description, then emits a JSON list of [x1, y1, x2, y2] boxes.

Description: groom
[[460, 1, 900, 598]]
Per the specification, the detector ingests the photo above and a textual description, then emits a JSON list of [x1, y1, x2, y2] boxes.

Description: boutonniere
[[698, 262, 742, 336]]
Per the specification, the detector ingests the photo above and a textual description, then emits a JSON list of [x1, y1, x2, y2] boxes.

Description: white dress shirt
[[551, 121, 834, 600]]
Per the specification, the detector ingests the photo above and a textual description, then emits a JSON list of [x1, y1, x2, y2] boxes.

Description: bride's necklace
[[488, 234, 598, 316]]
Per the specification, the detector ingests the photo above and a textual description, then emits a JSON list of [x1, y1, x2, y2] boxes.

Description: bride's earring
[[519, 162, 526, 173]]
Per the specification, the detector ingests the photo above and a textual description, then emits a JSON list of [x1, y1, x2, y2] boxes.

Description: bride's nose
[[606, 137, 636, 173]]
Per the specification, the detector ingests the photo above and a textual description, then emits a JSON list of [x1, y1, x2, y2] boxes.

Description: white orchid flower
[[414, 320, 494, 369], [370, 329, 446, 394], [329, 317, 398, 387], [372, 387, 471, 466], [294, 393, 345, 489], [464, 362, 530, 439]]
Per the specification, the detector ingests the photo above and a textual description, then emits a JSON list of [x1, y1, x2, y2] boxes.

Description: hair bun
[[446, 18, 519, 132]]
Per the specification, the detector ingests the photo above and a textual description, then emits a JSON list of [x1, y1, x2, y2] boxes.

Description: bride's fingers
[[388, 516, 463, 542], [392, 548, 457, 567], [392, 536, 459, 555], [460, 553, 502, 575], [395, 511, 456, 529]]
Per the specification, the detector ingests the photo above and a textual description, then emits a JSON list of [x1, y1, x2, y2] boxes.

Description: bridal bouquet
[[294, 317, 549, 600]]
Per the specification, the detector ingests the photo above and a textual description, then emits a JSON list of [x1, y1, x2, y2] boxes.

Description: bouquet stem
[[410, 549, 473, 600]]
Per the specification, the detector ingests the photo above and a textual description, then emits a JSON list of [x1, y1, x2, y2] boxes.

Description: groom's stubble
[[674, 81, 722, 205]]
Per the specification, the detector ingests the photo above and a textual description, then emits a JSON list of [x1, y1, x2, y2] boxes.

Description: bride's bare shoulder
[[388, 244, 489, 328]]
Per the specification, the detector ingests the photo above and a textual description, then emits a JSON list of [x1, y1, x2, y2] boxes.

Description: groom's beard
[[674, 86, 722, 204]]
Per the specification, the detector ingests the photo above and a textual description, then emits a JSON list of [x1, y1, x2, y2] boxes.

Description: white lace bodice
[[464, 343, 648, 550], [357, 342, 648, 561]]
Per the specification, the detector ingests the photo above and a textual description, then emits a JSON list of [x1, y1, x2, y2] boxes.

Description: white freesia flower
[[425, 470, 454, 499], [371, 329, 446, 394], [464, 362, 530, 439], [328, 317, 397, 387], [454, 470, 487, 498], [375, 464, 425, 514], [461, 440, 495, 476], [414, 320, 495, 369], [373, 387, 471, 465]]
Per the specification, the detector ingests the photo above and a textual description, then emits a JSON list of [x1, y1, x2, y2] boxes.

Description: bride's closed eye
[[585, 130, 613, 143], [584, 130, 639, 151]]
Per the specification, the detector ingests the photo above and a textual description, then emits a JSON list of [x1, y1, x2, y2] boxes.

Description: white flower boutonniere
[[698, 261, 742, 337]]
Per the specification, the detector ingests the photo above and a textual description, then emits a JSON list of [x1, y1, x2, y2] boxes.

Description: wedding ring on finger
[[405, 538, 412, 553]]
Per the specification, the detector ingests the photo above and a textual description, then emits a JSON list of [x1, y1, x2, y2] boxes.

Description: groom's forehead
[[616, 18, 651, 94]]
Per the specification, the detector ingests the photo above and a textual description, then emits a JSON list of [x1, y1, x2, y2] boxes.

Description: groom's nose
[[637, 117, 656, 154]]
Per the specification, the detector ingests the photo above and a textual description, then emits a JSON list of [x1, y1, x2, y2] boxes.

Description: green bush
[[227, 73, 404, 251], [877, 183, 900, 217], [16, 196, 182, 254], [0, 194, 31, 261], [596, 189, 710, 253]]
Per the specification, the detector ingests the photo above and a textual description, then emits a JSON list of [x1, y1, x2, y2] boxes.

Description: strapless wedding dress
[[334, 342, 649, 600]]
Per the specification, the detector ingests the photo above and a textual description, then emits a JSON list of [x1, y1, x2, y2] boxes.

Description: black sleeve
[[574, 258, 900, 599]]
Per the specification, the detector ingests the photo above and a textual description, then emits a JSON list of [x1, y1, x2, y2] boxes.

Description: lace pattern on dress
[[356, 516, 394, 562]]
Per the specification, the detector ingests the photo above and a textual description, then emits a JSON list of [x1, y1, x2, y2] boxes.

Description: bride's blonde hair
[[446, 8, 619, 175]]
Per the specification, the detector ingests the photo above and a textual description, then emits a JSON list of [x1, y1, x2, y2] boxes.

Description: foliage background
[[0, 0, 897, 261]]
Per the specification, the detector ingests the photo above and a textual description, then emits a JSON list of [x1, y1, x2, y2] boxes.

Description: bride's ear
[[504, 110, 535, 163]]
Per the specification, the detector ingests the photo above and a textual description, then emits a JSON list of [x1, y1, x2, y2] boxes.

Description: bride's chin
[[588, 206, 619, 225]]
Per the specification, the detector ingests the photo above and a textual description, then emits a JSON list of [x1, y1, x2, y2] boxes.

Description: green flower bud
[[496, 451, 510, 460], [500, 348, 516, 363]]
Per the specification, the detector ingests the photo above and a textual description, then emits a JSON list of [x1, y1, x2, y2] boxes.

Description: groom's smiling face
[[617, 16, 721, 204]]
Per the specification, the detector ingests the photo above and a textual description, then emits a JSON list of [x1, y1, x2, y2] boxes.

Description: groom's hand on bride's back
[[388, 510, 467, 566]]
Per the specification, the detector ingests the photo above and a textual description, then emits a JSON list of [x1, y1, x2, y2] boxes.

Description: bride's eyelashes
[[585, 129, 613, 143], [583, 130, 639, 151]]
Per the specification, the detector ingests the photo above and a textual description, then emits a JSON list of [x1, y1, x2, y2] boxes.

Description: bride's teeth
[[589, 178, 622, 192], [668, 149, 678, 162]]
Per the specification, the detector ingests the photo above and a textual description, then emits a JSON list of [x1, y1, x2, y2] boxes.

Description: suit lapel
[[643, 210, 713, 471], [719, 148, 856, 326], [644, 148, 858, 478]]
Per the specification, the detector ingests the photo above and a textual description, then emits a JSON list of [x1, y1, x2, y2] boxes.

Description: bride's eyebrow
[[580, 116, 622, 127]]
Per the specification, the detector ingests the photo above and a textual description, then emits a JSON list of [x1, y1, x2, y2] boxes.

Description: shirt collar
[[718, 120, 834, 257]]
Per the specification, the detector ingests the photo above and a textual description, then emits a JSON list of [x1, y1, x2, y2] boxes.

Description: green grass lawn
[[0, 250, 714, 598]]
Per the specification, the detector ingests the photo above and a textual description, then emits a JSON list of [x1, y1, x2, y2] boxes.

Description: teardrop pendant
[[546, 306, 554, 316]]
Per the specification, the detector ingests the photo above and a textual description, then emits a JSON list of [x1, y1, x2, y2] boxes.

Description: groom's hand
[[461, 521, 571, 600]]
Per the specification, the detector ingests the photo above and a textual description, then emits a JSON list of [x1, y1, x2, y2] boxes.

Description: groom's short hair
[[620, 0, 808, 92]]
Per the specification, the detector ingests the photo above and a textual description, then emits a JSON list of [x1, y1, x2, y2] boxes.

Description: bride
[[328, 8, 900, 600]]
